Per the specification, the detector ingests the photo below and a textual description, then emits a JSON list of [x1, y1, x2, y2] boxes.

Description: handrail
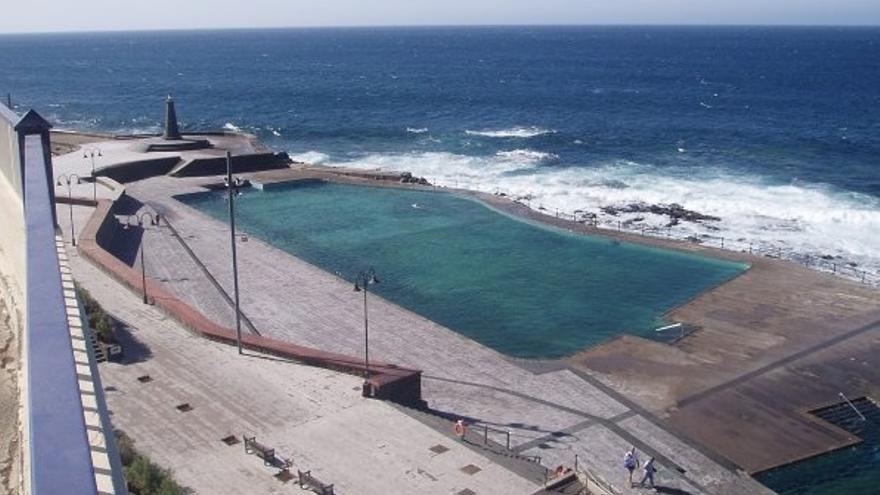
[[574, 463, 620, 495], [21, 130, 99, 492], [462, 421, 542, 464]]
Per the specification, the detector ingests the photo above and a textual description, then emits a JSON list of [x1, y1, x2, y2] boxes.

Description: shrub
[[115, 430, 191, 495], [75, 282, 117, 343], [96, 314, 115, 343]]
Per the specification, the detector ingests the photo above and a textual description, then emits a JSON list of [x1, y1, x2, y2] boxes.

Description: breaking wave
[[465, 126, 555, 138], [495, 149, 559, 163], [302, 151, 880, 284]]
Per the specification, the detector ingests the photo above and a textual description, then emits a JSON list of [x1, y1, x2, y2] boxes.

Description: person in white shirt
[[623, 446, 639, 486]]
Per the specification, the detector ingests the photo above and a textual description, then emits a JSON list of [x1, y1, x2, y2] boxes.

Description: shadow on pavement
[[112, 318, 153, 364]]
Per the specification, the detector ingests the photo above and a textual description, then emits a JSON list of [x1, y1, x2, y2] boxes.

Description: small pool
[[756, 398, 880, 495], [178, 181, 747, 358]]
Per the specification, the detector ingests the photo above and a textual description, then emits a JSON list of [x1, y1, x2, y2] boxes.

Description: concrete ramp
[[96, 156, 181, 183], [168, 152, 291, 177]]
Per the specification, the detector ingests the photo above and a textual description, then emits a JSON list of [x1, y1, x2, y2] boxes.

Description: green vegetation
[[75, 283, 116, 343], [116, 430, 192, 495]]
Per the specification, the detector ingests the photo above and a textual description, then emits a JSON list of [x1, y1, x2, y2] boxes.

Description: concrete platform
[[69, 251, 539, 495], [50, 142, 869, 493], [104, 174, 773, 495]]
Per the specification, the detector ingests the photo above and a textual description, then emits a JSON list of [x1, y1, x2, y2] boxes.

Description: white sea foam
[[465, 126, 555, 138], [314, 151, 880, 284], [495, 149, 559, 163], [310, 151, 541, 178], [406, 127, 429, 134], [223, 122, 241, 132], [289, 151, 331, 164]]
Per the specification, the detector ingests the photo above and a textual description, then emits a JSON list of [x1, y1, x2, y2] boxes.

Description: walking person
[[623, 446, 639, 487], [640, 457, 657, 489]]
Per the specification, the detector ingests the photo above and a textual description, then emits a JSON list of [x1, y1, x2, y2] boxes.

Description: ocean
[[1, 26, 878, 281]]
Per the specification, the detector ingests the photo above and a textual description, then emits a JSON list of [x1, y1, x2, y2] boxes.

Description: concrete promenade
[[113, 174, 771, 495], [46, 138, 835, 493], [68, 246, 540, 495]]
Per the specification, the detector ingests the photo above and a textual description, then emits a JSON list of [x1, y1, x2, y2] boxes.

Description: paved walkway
[[117, 175, 770, 495], [51, 141, 776, 494], [68, 245, 539, 495]]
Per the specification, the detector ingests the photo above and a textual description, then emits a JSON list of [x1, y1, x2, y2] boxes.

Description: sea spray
[[305, 151, 880, 285]]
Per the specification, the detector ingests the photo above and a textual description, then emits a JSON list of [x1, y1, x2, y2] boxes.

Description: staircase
[[85, 325, 108, 363]]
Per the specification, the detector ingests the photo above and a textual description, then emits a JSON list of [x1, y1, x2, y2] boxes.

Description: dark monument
[[163, 95, 182, 140], [139, 96, 210, 152], [111, 96, 291, 179]]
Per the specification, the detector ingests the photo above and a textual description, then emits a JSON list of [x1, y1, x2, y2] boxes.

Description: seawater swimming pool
[[755, 398, 880, 495], [178, 181, 747, 359]]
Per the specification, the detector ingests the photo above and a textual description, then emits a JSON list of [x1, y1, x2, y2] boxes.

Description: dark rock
[[398, 171, 431, 186], [602, 202, 720, 224]]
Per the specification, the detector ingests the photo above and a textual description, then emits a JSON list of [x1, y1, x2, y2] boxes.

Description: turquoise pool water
[[178, 181, 747, 358]]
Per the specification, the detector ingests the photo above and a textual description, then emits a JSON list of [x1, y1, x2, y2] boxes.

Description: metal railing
[[461, 422, 542, 464]]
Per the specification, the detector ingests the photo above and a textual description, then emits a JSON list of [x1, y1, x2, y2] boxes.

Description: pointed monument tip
[[14, 109, 53, 133]]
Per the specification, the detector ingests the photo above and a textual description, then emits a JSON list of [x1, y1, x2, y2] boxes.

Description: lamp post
[[353, 268, 379, 394], [124, 211, 160, 304], [224, 151, 246, 355], [56, 173, 81, 246], [83, 147, 102, 202]]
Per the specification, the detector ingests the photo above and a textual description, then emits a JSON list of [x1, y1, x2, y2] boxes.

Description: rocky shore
[[601, 202, 721, 227]]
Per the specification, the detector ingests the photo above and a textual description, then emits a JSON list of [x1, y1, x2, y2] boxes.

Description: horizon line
[[2, 22, 880, 36]]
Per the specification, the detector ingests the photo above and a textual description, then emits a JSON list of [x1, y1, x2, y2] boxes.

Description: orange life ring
[[453, 421, 465, 436]]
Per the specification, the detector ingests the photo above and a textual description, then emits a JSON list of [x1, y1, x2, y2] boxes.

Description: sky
[[1, 0, 879, 34]]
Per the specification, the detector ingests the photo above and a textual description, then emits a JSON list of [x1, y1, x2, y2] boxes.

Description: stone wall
[[0, 104, 24, 495], [170, 152, 290, 177], [0, 299, 21, 495], [0, 104, 25, 315], [95, 156, 181, 183], [0, 104, 22, 495]]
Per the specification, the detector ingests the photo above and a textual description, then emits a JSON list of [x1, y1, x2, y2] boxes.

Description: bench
[[298, 469, 334, 495], [243, 436, 276, 466]]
